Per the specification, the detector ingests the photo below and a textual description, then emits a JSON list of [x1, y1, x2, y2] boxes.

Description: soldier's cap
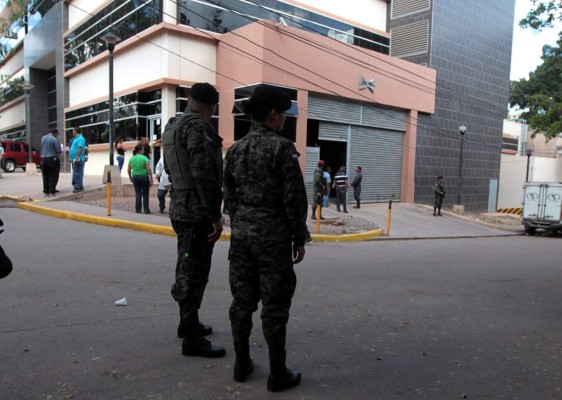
[[189, 83, 219, 105], [318, 160, 325, 167], [251, 85, 292, 112]]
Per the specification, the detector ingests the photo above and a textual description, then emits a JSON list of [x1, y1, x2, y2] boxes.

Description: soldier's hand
[[208, 218, 224, 242], [293, 244, 305, 264]]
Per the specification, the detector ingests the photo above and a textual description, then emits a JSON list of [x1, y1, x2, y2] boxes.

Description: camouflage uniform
[[163, 110, 223, 327], [311, 166, 325, 218], [224, 124, 307, 350]]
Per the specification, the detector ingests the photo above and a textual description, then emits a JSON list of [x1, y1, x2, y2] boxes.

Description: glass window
[[64, 0, 162, 71], [65, 89, 161, 144], [180, 0, 389, 55]]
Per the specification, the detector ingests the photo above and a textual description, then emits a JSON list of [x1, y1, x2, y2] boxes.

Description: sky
[[511, 0, 561, 80]]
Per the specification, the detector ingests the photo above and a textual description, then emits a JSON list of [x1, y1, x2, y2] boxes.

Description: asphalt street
[[0, 208, 560, 400]]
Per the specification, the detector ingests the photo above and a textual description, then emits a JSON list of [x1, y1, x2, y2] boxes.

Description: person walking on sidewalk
[[154, 156, 171, 213], [433, 176, 445, 216], [311, 160, 326, 220], [162, 82, 225, 359], [40, 128, 62, 197], [115, 137, 126, 171], [351, 166, 363, 209], [323, 166, 331, 207], [69, 127, 86, 193], [333, 165, 349, 213], [127, 144, 153, 214], [223, 85, 307, 392], [0, 142, 4, 178]]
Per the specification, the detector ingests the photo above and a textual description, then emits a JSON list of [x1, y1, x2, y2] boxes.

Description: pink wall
[[216, 20, 437, 202]]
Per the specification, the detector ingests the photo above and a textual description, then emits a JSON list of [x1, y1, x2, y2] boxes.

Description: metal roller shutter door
[[350, 126, 404, 202]]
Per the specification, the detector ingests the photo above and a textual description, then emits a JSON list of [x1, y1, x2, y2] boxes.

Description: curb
[[16, 201, 381, 242]]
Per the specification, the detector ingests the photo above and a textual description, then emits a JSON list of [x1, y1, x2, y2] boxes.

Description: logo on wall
[[359, 75, 375, 94]]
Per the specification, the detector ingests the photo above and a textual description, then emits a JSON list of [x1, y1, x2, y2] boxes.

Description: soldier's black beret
[[251, 85, 292, 112], [190, 82, 219, 105]]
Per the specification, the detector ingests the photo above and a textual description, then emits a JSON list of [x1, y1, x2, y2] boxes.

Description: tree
[[509, 32, 562, 140], [520, 0, 562, 30]]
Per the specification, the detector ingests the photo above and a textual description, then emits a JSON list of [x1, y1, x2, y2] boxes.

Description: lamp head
[[459, 125, 467, 135], [23, 83, 33, 94], [526, 147, 533, 157], [100, 32, 121, 52]]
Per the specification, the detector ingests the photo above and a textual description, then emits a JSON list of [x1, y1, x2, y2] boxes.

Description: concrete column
[[401, 109, 417, 203], [161, 85, 177, 126], [163, 0, 178, 24], [218, 88, 235, 149], [296, 90, 308, 174]]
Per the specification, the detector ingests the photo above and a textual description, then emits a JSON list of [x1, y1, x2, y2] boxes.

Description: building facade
[[389, 0, 516, 211], [0, 0, 515, 210]]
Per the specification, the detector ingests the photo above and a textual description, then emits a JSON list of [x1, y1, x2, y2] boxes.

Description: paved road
[[0, 209, 559, 399]]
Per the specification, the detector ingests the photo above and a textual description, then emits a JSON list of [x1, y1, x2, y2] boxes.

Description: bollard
[[386, 200, 392, 236], [107, 169, 112, 217], [316, 195, 321, 234]]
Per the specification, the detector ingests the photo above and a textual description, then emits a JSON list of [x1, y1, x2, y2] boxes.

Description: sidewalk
[[0, 171, 525, 240]]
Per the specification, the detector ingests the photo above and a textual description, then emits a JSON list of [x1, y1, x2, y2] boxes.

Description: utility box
[[522, 182, 562, 235]]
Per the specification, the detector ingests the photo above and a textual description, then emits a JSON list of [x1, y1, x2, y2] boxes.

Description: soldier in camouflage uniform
[[162, 82, 225, 358], [311, 160, 326, 220], [224, 85, 308, 392]]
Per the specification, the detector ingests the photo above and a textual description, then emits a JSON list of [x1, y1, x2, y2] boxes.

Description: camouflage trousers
[[229, 235, 296, 348], [171, 220, 215, 324], [434, 194, 444, 210]]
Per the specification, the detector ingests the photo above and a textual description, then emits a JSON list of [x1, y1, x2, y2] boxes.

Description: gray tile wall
[[390, 0, 515, 211]]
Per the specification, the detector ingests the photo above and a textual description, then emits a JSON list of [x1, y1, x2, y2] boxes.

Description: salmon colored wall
[[216, 20, 437, 202], [217, 20, 436, 113]]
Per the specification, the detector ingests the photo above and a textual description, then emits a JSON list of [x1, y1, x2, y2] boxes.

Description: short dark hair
[[437, 175, 443, 180], [49, 128, 58, 135], [356, 166, 362, 172]]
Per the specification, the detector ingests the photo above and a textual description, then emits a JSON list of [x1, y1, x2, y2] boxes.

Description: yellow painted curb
[[17, 202, 377, 242], [311, 229, 383, 242]]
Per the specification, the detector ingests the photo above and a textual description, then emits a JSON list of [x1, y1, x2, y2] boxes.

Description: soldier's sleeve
[[278, 142, 308, 246], [223, 149, 238, 220], [185, 121, 223, 222]]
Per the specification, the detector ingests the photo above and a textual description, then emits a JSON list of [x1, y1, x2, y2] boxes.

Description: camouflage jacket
[[223, 124, 308, 246], [168, 110, 223, 223]]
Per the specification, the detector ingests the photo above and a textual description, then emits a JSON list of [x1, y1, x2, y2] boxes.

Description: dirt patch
[[463, 213, 522, 226], [74, 193, 380, 235]]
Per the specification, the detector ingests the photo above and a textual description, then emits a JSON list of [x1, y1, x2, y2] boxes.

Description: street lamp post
[[457, 125, 467, 205], [100, 32, 121, 166], [526, 147, 533, 182], [23, 82, 34, 163]]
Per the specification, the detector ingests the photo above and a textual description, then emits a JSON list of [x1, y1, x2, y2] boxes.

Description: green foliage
[[510, 32, 562, 139], [0, 75, 24, 106], [520, 0, 562, 30]]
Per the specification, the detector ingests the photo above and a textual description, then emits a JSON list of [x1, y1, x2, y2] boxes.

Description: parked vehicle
[[521, 182, 562, 235], [0, 139, 41, 173]]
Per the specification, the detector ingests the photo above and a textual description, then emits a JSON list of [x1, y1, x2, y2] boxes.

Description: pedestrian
[[115, 137, 126, 171], [40, 128, 62, 197], [0, 142, 4, 178], [162, 82, 225, 358], [433, 175, 445, 216], [127, 143, 153, 214], [154, 156, 171, 214], [69, 127, 86, 193], [323, 166, 331, 207], [351, 165, 362, 208], [333, 165, 349, 213], [139, 136, 151, 159], [224, 85, 307, 392], [311, 160, 326, 220]]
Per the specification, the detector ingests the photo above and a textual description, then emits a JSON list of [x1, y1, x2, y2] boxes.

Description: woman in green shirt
[[127, 143, 154, 213]]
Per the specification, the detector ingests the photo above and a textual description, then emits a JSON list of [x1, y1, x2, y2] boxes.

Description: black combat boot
[[433, 207, 437, 216], [181, 318, 225, 358], [177, 321, 213, 338], [267, 346, 301, 392], [233, 341, 254, 383], [311, 206, 317, 220]]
